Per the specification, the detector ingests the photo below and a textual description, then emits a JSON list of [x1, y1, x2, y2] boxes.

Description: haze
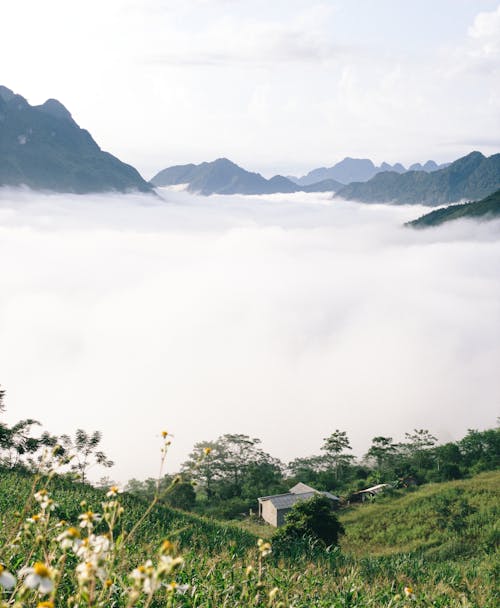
[[0, 189, 499, 481], [1, 1, 500, 176]]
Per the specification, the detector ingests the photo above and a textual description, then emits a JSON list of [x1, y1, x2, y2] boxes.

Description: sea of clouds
[[0, 187, 499, 481]]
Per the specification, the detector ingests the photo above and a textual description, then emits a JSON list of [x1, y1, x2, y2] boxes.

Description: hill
[[339, 470, 499, 559], [1, 466, 498, 606], [150, 158, 344, 195], [289, 157, 447, 186], [0, 85, 152, 194], [335, 151, 500, 205], [407, 189, 500, 228]]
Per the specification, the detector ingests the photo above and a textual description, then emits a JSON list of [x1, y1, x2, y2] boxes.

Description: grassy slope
[[339, 470, 499, 559], [0, 466, 498, 606], [408, 189, 500, 227]]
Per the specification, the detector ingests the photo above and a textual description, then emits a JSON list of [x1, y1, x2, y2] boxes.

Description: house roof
[[356, 483, 390, 494], [289, 482, 317, 495], [258, 482, 339, 511]]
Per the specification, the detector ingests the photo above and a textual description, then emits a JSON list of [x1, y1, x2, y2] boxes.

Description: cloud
[[144, 5, 344, 67], [0, 188, 499, 482]]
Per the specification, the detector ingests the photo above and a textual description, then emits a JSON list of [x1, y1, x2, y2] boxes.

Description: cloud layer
[[0, 188, 499, 481]]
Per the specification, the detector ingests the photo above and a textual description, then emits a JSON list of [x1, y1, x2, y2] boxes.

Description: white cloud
[[0, 189, 499, 482]]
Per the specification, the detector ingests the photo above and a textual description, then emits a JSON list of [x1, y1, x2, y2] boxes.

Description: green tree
[[321, 429, 354, 480], [365, 436, 398, 475], [274, 495, 344, 547], [60, 429, 114, 483]]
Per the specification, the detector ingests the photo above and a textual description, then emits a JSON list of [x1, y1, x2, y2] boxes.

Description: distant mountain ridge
[[151, 158, 344, 195], [407, 189, 500, 227], [334, 152, 500, 206], [0, 85, 152, 193], [288, 157, 449, 186]]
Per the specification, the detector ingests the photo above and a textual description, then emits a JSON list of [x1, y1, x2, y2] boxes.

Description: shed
[[258, 483, 339, 527]]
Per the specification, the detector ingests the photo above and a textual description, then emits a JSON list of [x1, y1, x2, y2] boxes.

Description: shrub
[[273, 495, 344, 548]]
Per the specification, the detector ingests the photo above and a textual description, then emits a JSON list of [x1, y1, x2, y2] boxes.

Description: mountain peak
[[38, 98, 73, 121], [0, 85, 15, 102]]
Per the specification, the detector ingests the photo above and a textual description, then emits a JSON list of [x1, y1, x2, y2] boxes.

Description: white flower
[[0, 564, 16, 590], [76, 560, 107, 585], [56, 526, 82, 551], [75, 534, 111, 561], [106, 486, 121, 498], [158, 555, 184, 575], [78, 511, 102, 528], [20, 562, 54, 594]]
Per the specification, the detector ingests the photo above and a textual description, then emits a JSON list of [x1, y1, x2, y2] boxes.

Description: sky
[[1, 188, 499, 482], [1, 0, 499, 178]]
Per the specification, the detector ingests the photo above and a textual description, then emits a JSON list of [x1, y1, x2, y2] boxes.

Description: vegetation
[[408, 188, 500, 227], [1, 385, 499, 606], [274, 495, 344, 548]]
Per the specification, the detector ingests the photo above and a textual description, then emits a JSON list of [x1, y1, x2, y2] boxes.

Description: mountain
[[334, 152, 500, 206], [407, 189, 500, 228], [0, 85, 152, 193], [150, 158, 344, 195], [289, 157, 447, 186]]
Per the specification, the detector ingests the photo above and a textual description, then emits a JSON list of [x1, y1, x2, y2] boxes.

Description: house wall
[[276, 507, 292, 527], [260, 500, 278, 527]]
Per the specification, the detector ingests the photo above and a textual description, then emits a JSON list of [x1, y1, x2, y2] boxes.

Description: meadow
[[0, 452, 498, 607]]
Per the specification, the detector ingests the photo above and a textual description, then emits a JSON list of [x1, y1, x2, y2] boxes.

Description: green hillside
[[340, 470, 499, 558], [408, 188, 500, 228], [0, 465, 498, 606]]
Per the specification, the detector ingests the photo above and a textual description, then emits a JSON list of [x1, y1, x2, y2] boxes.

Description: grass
[[0, 463, 498, 607]]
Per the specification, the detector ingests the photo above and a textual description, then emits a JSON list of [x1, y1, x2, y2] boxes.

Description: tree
[[60, 429, 114, 483], [274, 495, 344, 547], [321, 430, 354, 480], [181, 433, 280, 500], [365, 436, 398, 474], [165, 481, 196, 511]]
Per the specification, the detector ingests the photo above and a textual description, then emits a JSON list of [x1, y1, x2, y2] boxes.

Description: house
[[348, 483, 390, 503], [258, 482, 339, 527]]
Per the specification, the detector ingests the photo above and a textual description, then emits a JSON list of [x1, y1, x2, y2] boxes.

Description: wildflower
[[158, 555, 184, 575], [160, 539, 174, 554], [203, 447, 212, 455], [0, 564, 16, 590], [78, 510, 102, 528], [75, 534, 111, 561], [76, 561, 107, 585], [106, 486, 120, 498], [26, 513, 44, 524], [404, 586, 416, 600], [161, 430, 169, 438], [257, 538, 272, 557], [20, 562, 54, 594], [37, 602, 54, 608], [56, 526, 81, 550], [130, 561, 156, 593]]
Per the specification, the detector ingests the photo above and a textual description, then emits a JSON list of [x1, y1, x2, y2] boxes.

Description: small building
[[348, 483, 390, 503], [258, 482, 339, 527]]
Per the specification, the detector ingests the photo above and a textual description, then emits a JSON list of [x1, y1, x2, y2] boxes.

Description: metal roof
[[267, 491, 317, 509], [289, 482, 317, 495], [259, 490, 339, 510]]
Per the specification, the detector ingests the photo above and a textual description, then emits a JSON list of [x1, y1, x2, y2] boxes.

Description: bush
[[273, 495, 344, 548]]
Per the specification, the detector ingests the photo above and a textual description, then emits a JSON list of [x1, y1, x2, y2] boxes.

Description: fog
[[0, 187, 499, 482]]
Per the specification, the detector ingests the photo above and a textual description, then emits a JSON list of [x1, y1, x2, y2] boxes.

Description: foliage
[[60, 429, 114, 483], [409, 187, 500, 227], [274, 495, 344, 548]]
